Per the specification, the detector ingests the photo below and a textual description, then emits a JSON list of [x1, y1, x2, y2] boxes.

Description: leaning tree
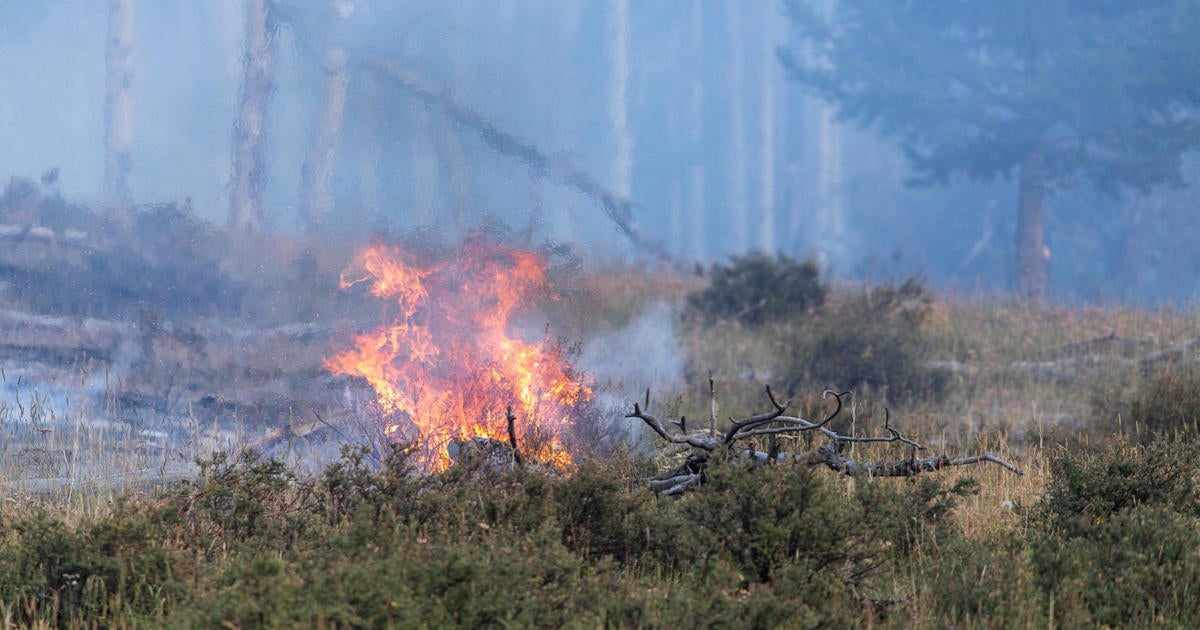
[[782, 0, 1200, 299]]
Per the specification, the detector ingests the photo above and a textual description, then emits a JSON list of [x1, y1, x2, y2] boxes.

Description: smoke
[[576, 301, 685, 444]]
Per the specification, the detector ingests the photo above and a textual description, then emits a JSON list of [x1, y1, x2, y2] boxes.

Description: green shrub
[[784, 277, 949, 400], [678, 462, 874, 600], [0, 501, 186, 626], [1030, 439, 1200, 626], [0, 444, 1008, 627], [1033, 439, 1200, 538], [1032, 506, 1200, 628], [687, 252, 824, 325], [855, 476, 978, 559], [181, 450, 331, 558], [925, 534, 1037, 626], [554, 460, 696, 570], [1127, 368, 1200, 439]]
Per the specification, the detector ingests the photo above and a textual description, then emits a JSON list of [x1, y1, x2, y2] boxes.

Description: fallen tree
[[628, 386, 1022, 496], [364, 58, 668, 260]]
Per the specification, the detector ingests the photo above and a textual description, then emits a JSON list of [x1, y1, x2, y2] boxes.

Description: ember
[[324, 237, 591, 472]]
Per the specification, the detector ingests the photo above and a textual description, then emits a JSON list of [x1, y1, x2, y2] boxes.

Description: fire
[[324, 237, 591, 471]]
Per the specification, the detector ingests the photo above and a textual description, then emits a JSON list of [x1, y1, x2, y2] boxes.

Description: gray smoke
[[576, 302, 684, 444]]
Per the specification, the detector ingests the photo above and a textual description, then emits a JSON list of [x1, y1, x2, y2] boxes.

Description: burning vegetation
[[324, 236, 592, 472]]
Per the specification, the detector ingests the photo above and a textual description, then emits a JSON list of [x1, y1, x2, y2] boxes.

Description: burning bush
[[324, 236, 593, 472]]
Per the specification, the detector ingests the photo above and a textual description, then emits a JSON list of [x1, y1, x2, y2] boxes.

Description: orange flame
[[324, 238, 591, 471]]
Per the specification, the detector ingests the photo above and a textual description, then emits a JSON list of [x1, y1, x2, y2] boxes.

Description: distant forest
[[2, 0, 1199, 303]]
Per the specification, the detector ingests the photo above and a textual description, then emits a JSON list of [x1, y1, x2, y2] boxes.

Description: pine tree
[[783, 0, 1200, 298]]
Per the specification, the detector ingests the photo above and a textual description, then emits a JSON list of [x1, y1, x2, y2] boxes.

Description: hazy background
[[2, 0, 1198, 303]]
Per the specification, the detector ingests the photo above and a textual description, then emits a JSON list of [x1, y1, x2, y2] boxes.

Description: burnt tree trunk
[[229, 0, 276, 233], [300, 46, 348, 231], [1015, 143, 1047, 300], [104, 0, 134, 208]]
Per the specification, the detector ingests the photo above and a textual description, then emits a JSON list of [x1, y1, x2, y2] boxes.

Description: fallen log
[[3, 463, 199, 499], [630, 386, 1022, 496], [1139, 336, 1200, 374], [0, 308, 133, 362], [927, 333, 1200, 385]]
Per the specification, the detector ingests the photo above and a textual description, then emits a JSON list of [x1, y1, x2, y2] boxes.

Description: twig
[[708, 371, 717, 440], [505, 406, 524, 466], [625, 402, 718, 451]]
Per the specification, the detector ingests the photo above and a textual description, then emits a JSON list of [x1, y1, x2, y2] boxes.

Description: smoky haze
[[2, 0, 1200, 303]]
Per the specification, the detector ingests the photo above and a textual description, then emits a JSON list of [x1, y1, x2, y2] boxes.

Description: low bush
[[782, 277, 949, 401], [924, 534, 1037, 626], [1030, 439, 1200, 627], [1126, 368, 1200, 439], [687, 252, 824, 325], [1033, 439, 1200, 538], [0, 447, 985, 627], [1032, 506, 1200, 628]]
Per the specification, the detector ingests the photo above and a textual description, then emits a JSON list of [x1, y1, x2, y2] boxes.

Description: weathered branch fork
[[627, 386, 1022, 496]]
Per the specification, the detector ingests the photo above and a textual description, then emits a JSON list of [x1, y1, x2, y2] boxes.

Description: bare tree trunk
[[1015, 143, 1048, 299], [355, 75, 382, 228], [758, 2, 778, 253], [229, 0, 276, 233], [783, 79, 805, 253], [814, 102, 845, 269], [607, 0, 633, 202], [550, 0, 583, 244], [104, 0, 134, 208], [300, 32, 348, 232], [725, 1, 749, 253], [666, 72, 684, 255], [688, 0, 707, 260]]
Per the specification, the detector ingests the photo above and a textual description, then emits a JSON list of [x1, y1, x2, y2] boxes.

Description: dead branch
[[365, 58, 667, 260], [648, 473, 702, 496], [505, 406, 524, 466], [626, 390, 719, 451], [628, 385, 1022, 495], [811, 442, 1024, 477]]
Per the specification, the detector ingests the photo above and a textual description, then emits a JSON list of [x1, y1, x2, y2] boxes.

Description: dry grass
[[5, 262, 1200, 626], [6, 265, 1200, 525]]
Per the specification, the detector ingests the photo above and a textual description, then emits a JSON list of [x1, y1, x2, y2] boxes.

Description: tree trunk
[[607, 0, 633, 201], [300, 44, 348, 232], [757, 1, 778, 254], [688, 0, 707, 260], [550, 0, 583, 244], [104, 0, 134, 208], [814, 101, 844, 268], [228, 0, 276, 233], [725, 1, 749, 253], [1015, 144, 1047, 299]]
